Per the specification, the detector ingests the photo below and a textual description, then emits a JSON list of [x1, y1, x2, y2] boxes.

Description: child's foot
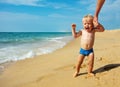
[[73, 72, 79, 78], [85, 73, 95, 78], [87, 73, 95, 77]]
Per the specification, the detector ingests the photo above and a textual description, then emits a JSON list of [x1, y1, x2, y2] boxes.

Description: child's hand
[[93, 21, 101, 30], [72, 24, 76, 29]]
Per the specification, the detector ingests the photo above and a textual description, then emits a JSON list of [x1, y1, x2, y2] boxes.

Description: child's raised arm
[[94, 23, 105, 32], [71, 24, 82, 38]]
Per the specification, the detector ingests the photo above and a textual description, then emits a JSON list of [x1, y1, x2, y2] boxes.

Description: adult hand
[[93, 16, 99, 26]]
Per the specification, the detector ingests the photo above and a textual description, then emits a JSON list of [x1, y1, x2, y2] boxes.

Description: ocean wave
[[0, 35, 73, 64]]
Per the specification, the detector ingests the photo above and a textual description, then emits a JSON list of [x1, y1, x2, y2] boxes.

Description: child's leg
[[87, 53, 94, 76], [73, 54, 85, 77]]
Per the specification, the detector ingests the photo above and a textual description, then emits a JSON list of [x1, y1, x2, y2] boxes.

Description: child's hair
[[82, 14, 93, 21]]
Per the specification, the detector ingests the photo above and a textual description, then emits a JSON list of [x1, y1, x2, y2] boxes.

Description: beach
[[0, 29, 120, 87]]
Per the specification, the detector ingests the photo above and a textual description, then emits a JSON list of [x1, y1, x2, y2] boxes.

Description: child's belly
[[81, 40, 94, 50]]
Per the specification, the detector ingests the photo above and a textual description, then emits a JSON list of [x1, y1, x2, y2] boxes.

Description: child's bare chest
[[82, 31, 95, 40]]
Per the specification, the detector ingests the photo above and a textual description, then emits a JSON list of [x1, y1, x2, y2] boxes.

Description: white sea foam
[[0, 35, 73, 64]]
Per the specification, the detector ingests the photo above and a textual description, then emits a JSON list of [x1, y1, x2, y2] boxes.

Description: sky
[[0, 0, 120, 32]]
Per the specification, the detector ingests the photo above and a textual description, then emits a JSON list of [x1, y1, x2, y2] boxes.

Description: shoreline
[[0, 38, 73, 74], [0, 32, 72, 64], [0, 29, 120, 87]]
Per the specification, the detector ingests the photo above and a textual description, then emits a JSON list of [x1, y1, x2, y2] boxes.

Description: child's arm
[[94, 23, 105, 32], [71, 24, 82, 38]]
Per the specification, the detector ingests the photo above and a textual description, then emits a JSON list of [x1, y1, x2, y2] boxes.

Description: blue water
[[0, 32, 73, 64]]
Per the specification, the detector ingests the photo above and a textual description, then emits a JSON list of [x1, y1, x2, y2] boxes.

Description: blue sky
[[0, 0, 120, 32]]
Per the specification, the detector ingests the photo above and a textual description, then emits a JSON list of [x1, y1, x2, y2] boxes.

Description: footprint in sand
[[54, 64, 74, 71], [0, 66, 4, 74], [73, 64, 87, 69], [36, 73, 54, 82]]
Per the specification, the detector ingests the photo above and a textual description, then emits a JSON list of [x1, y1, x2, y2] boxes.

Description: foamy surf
[[0, 32, 73, 64]]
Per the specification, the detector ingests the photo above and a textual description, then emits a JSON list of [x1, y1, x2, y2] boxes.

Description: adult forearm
[[95, 0, 105, 17]]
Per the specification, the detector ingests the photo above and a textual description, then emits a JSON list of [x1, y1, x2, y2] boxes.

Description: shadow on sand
[[74, 63, 120, 77], [93, 63, 120, 74]]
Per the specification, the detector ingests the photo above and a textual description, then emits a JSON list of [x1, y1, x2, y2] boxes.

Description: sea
[[0, 32, 73, 64]]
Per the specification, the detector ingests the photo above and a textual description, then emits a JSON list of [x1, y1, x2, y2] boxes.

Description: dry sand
[[0, 29, 120, 87]]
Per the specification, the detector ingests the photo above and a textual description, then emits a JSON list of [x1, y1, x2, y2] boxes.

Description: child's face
[[82, 18, 94, 32]]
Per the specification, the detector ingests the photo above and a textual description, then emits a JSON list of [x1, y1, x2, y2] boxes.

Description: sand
[[0, 29, 120, 87]]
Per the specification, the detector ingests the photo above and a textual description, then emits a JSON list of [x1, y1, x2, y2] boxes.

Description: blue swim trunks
[[79, 48, 94, 56]]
